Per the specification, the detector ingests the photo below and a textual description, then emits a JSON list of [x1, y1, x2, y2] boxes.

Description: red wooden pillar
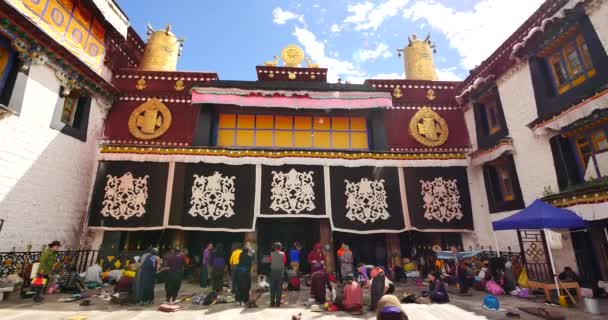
[[320, 220, 335, 272], [386, 233, 402, 272]]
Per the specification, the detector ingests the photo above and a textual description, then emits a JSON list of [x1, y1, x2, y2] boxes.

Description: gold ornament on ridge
[[281, 44, 304, 67], [409, 106, 449, 147], [264, 56, 279, 67], [135, 77, 146, 90], [426, 89, 436, 100], [393, 87, 403, 98], [128, 98, 172, 140], [174, 79, 185, 91]]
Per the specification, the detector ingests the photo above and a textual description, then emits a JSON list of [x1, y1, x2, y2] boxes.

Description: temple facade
[[0, 0, 606, 285]]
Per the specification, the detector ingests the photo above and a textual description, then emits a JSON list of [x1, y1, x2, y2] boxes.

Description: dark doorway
[[257, 218, 320, 274], [185, 231, 244, 264], [399, 231, 463, 259], [571, 229, 602, 289], [332, 232, 386, 267]]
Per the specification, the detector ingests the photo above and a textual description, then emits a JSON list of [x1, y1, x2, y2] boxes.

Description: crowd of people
[[28, 238, 583, 318]]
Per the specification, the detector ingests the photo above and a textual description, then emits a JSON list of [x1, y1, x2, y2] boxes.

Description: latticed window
[[543, 28, 596, 95], [216, 113, 369, 150]]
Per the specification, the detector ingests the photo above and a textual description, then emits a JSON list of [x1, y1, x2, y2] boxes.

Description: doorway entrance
[[332, 231, 387, 267], [185, 231, 244, 263], [257, 218, 320, 273]]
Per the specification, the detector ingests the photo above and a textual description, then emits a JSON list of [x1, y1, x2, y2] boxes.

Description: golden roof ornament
[[397, 33, 438, 81], [262, 45, 318, 68], [426, 89, 436, 100], [409, 106, 449, 147], [140, 24, 185, 72]]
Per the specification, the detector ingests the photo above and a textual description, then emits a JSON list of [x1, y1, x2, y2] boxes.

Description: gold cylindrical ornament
[[140, 25, 182, 71], [403, 34, 438, 81]]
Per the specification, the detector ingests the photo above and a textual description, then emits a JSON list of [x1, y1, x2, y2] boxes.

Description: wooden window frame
[[50, 87, 91, 142], [545, 31, 596, 95], [570, 126, 608, 177], [215, 113, 369, 150]]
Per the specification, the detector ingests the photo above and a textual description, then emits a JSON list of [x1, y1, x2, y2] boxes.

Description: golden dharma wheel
[[281, 44, 304, 67]]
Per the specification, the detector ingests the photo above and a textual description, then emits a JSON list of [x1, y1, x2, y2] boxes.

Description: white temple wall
[[0, 63, 105, 252], [493, 62, 577, 270], [587, 0, 608, 52]]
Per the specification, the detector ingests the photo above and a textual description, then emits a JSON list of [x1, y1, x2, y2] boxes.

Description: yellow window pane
[[351, 132, 369, 149], [218, 114, 236, 128], [275, 116, 293, 130], [217, 129, 235, 146], [332, 117, 349, 130], [294, 131, 312, 148], [275, 131, 293, 147], [350, 117, 367, 131], [237, 115, 254, 128], [314, 117, 330, 130], [332, 132, 350, 149], [313, 132, 331, 148], [294, 116, 311, 130], [256, 115, 274, 129], [236, 130, 254, 146], [255, 130, 274, 147]]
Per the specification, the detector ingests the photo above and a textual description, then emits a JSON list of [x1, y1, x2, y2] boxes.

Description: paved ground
[[0, 280, 605, 319]]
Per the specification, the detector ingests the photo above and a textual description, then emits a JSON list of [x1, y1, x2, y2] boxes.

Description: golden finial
[[264, 56, 279, 67], [288, 71, 297, 80], [141, 23, 184, 71], [304, 57, 319, 68], [397, 33, 438, 80]]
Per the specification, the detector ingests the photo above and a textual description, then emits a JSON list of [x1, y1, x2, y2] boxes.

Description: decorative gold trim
[[128, 98, 172, 140], [548, 191, 608, 208], [174, 79, 185, 91], [135, 77, 146, 90], [100, 146, 467, 161], [426, 89, 436, 101], [393, 87, 403, 98], [288, 72, 297, 80], [409, 106, 449, 147]]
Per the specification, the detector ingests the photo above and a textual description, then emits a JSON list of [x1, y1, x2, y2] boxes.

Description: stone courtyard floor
[[0, 281, 605, 320]]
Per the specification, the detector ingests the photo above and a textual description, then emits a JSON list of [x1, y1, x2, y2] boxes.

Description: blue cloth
[[492, 199, 588, 230], [483, 294, 500, 310], [212, 257, 225, 269], [289, 249, 300, 263], [437, 250, 482, 260]]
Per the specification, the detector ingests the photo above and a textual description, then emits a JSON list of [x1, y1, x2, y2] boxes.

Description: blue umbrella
[[492, 199, 588, 230]]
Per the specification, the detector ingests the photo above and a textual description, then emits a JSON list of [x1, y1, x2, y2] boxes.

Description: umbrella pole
[[493, 232, 501, 255], [543, 228, 561, 297]]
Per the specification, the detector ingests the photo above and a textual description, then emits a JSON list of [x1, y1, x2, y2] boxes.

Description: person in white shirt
[[83, 263, 103, 287]]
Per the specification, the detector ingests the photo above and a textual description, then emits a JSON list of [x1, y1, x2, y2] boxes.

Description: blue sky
[[117, 0, 544, 83]]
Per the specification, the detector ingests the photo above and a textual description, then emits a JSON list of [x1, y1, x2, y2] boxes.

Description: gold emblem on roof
[[393, 87, 403, 98], [409, 106, 448, 147], [281, 44, 304, 67], [426, 89, 436, 100], [128, 98, 172, 140], [262, 45, 318, 68]]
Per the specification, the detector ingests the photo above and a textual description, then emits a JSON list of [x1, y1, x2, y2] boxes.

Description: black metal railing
[[0, 250, 98, 280]]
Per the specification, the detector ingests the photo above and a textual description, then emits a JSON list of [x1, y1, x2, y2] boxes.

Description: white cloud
[[313, 4, 320, 8], [330, 24, 342, 33], [403, 0, 544, 70], [272, 7, 303, 25], [344, 0, 410, 31], [436, 67, 462, 81], [355, 43, 393, 62], [293, 26, 365, 83]]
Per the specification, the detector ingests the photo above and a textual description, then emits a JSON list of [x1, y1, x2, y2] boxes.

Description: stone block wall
[[0, 63, 106, 252]]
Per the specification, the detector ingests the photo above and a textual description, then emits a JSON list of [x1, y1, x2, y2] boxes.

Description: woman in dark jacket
[[234, 244, 255, 305], [424, 269, 449, 303], [210, 244, 226, 292]]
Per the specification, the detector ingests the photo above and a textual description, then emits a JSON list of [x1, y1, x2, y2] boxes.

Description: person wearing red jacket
[[307, 242, 326, 266]]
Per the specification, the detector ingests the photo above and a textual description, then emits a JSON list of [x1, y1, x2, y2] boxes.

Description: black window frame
[[50, 87, 91, 142], [482, 155, 525, 213], [0, 38, 28, 116], [472, 86, 509, 150], [529, 13, 608, 119]]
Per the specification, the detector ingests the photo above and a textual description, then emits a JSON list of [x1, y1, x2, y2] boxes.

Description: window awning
[[469, 138, 514, 166], [191, 87, 393, 110], [530, 88, 608, 135]]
